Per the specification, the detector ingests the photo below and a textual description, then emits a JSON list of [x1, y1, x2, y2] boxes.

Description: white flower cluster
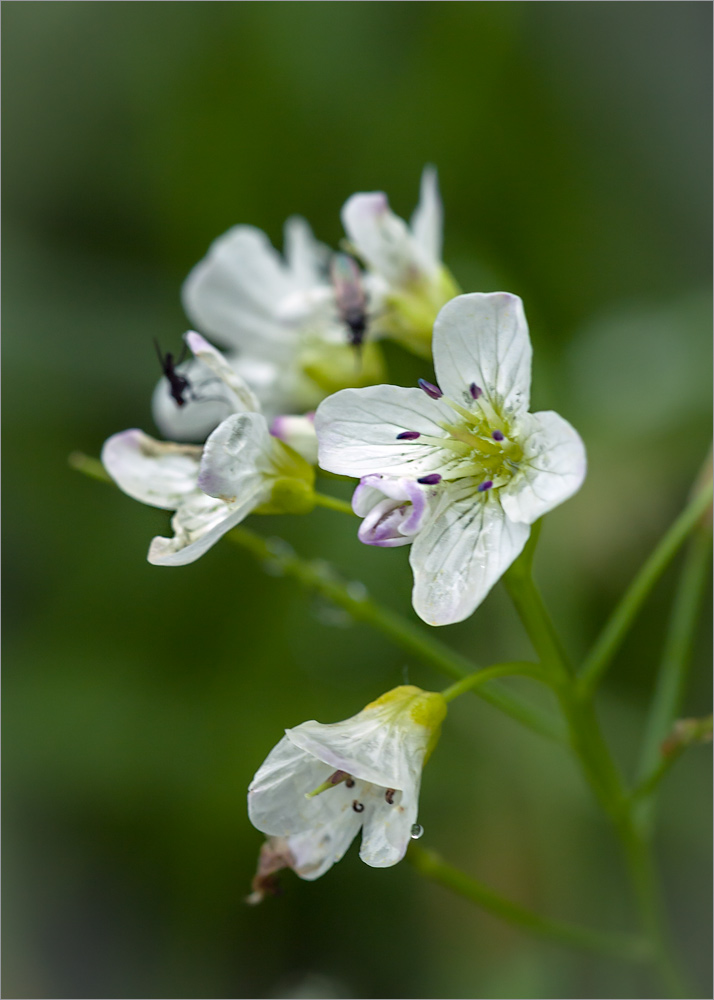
[[101, 168, 586, 893]]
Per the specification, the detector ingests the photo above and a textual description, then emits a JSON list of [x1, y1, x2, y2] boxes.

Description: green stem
[[228, 526, 566, 744], [407, 845, 649, 962], [617, 818, 692, 998], [630, 749, 684, 806], [312, 491, 357, 516], [578, 480, 713, 698], [441, 661, 545, 703], [68, 454, 563, 743], [503, 567, 574, 683], [634, 528, 712, 830], [503, 534, 691, 997]]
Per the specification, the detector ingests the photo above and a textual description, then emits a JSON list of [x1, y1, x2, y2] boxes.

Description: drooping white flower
[[248, 685, 447, 879], [315, 292, 587, 626], [102, 332, 315, 566], [180, 216, 386, 419], [341, 166, 460, 358]]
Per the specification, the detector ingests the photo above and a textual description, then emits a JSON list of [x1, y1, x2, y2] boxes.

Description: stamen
[[477, 480, 493, 493], [491, 430, 504, 441], [417, 474, 442, 485], [345, 777, 355, 788], [469, 383, 482, 400], [396, 431, 421, 440], [385, 789, 396, 805], [305, 770, 350, 799], [418, 378, 443, 399], [352, 801, 365, 813]]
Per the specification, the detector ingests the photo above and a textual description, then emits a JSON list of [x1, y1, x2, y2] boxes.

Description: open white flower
[[181, 216, 385, 417], [315, 292, 587, 625], [248, 685, 447, 879], [102, 333, 315, 566], [341, 166, 459, 358]]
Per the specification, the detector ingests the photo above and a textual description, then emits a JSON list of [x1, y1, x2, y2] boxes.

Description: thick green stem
[[228, 526, 566, 743], [502, 521, 574, 681], [578, 480, 713, 698], [503, 534, 692, 997], [634, 528, 712, 831], [504, 536, 626, 816], [407, 845, 649, 962]]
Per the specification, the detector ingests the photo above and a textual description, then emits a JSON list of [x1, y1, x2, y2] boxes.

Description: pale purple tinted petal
[[358, 498, 415, 548]]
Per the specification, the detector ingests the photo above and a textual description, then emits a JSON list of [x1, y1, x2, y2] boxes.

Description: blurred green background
[[3, 3, 712, 998]]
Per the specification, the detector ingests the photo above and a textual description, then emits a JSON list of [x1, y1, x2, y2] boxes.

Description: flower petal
[[342, 191, 429, 288], [185, 331, 261, 412], [500, 410, 587, 524], [315, 385, 452, 478], [283, 215, 331, 288], [353, 475, 431, 547], [358, 497, 416, 548], [359, 784, 419, 868], [151, 362, 236, 443], [433, 293, 532, 417], [247, 736, 363, 877], [270, 413, 318, 465], [285, 695, 432, 794], [410, 483, 531, 625], [182, 225, 296, 352], [147, 487, 265, 567], [101, 430, 202, 509], [198, 412, 276, 501], [285, 820, 362, 881], [409, 165, 442, 271]]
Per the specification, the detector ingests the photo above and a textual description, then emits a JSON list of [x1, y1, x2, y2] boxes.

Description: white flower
[[315, 292, 587, 626], [248, 685, 447, 878], [102, 333, 314, 566], [180, 216, 385, 418], [341, 166, 459, 358]]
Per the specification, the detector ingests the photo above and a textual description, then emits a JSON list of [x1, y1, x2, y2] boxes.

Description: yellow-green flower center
[[438, 399, 523, 485]]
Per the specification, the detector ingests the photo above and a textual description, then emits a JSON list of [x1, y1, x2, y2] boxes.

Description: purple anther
[[417, 473, 442, 485], [418, 378, 443, 399], [396, 431, 421, 440], [469, 383, 482, 400], [492, 430, 504, 441], [477, 480, 493, 493]]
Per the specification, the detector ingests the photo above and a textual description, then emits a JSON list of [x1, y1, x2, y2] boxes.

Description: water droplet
[[410, 823, 424, 840]]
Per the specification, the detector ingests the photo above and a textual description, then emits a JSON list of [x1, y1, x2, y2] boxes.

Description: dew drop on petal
[[410, 824, 424, 840]]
